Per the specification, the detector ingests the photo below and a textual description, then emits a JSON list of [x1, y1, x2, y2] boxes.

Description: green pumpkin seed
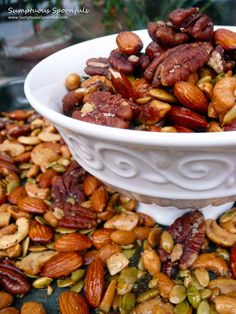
[[219, 210, 236, 223], [35, 216, 46, 225], [148, 278, 158, 289], [121, 293, 136, 311], [187, 285, 201, 309], [200, 289, 212, 300], [194, 269, 210, 288], [178, 270, 191, 278], [22, 236, 30, 257], [70, 279, 84, 293], [52, 164, 66, 172], [79, 227, 96, 235], [71, 269, 85, 282], [160, 231, 174, 253], [122, 249, 135, 259], [197, 76, 212, 86], [197, 300, 210, 314], [47, 285, 53, 296], [24, 272, 39, 279], [7, 180, 19, 194], [137, 288, 159, 303], [57, 277, 75, 288], [33, 277, 53, 289], [169, 285, 186, 304], [19, 163, 32, 170], [46, 242, 55, 250], [55, 227, 77, 234], [216, 248, 230, 261], [117, 267, 138, 295], [174, 300, 190, 314]]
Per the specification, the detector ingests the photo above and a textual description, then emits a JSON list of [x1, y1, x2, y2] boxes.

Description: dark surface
[[0, 77, 31, 112]]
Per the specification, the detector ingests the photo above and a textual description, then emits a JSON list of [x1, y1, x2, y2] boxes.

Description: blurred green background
[[0, 0, 235, 78]]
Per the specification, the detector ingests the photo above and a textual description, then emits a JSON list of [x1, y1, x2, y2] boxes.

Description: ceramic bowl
[[24, 26, 236, 225]]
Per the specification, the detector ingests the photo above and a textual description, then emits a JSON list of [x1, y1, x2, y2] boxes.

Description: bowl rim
[[24, 26, 236, 148]]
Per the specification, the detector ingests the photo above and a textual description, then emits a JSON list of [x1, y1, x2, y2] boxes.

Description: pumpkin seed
[[169, 285, 186, 304], [57, 277, 75, 288], [35, 216, 46, 225], [187, 285, 201, 309], [52, 164, 66, 172], [194, 269, 210, 288], [216, 248, 230, 261], [178, 270, 191, 278], [160, 231, 174, 253], [24, 272, 39, 279], [33, 277, 53, 289], [149, 88, 177, 103], [47, 285, 53, 296], [122, 248, 135, 259], [7, 180, 19, 194], [55, 227, 77, 234], [174, 300, 191, 314], [137, 288, 159, 303], [70, 279, 84, 293], [117, 267, 138, 295], [219, 210, 236, 223], [121, 293, 136, 311], [22, 236, 30, 257], [148, 278, 158, 289], [200, 289, 212, 300], [197, 300, 210, 314], [71, 269, 85, 282], [79, 227, 96, 235], [28, 245, 47, 252]]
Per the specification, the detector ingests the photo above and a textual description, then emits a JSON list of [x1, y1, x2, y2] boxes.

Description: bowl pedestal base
[[137, 201, 235, 225]]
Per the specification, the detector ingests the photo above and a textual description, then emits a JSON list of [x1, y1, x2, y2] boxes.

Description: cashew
[[208, 278, 236, 298], [214, 296, 236, 314], [31, 145, 59, 168], [38, 132, 61, 142], [0, 141, 25, 157], [0, 217, 29, 249], [133, 297, 174, 314], [206, 219, 236, 246], [17, 250, 58, 275], [0, 224, 17, 238], [0, 212, 11, 227], [106, 252, 129, 276], [212, 76, 236, 113], [25, 182, 49, 200], [104, 212, 139, 231], [17, 136, 41, 145], [192, 252, 229, 276]]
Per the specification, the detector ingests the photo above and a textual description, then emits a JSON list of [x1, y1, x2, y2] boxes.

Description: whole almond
[[116, 31, 143, 55], [18, 196, 48, 214], [83, 175, 101, 196], [55, 233, 93, 252], [91, 186, 108, 212], [59, 291, 89, 314], [110, 230, 136, 245], [29, 220, 53, 244], [173, 81, 208, 113], [84, 257, 105, 308], [0, 291, 13, 310], [214, 29, 236, 50], [21, 302, 46, 314], [38, 169, 57, 188], [8, 186, 27, 205], [91, 228, 114, 249], [40, 252, 83, 278]]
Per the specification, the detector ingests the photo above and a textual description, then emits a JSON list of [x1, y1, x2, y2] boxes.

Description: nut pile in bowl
[[62, 7, 236, 133], [1, 109, 236, 313]]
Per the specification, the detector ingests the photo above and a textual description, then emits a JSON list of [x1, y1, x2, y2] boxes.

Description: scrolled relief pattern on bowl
[[56, 125, 236, 198]]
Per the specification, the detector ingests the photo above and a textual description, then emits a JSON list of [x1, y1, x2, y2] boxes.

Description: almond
[[18, 196, 48, 214], [110, 230, 136, 245], [91, 228, 114, 249], [83, 175, 101, 196], [38, 169, 57, 188], [84, 257, 105, 308], [116, 31, 143, 55], [54, 233, 93, 252], [29, 220, 53, 244], [173, 81, 208, 113], [0, 291, 13, 310], [7, 110, 32, 121], [91, 186, 108, 212], [21, 302, 46, 314], [40, 252, 83, 278], [214, 29, 236, 50], [59, 291, 89, 314], [0, 307, 19, 314], [8, 186, 27, 205]]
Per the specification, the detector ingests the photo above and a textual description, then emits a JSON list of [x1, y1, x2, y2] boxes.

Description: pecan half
[[145, 42, 213, 87], [84, 57, 110, 77], [108, 50, 135, 75], [147, 21, 189, 47], [159, 210, 206, 276], [145, 41, 166, 60], [168, 7, 199, 28], [0, 261, 30, 295], [72, 91, 133, 129]]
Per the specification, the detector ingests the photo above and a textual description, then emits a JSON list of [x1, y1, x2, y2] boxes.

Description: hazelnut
[[65, 73, 81, 90]]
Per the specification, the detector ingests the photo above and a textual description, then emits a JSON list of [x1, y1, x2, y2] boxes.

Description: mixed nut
[[62, 7, 236, 132], [1, 109, 236, 313]]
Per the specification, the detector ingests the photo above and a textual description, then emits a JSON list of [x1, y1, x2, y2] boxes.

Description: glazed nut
[[18, 196, 48, 214], [83, 175, 101, 196], [116, 31, 143, 55], [43, 211, 59, 228], [54, 233, 92, 252], [208, 278, 236, 297], [173, 81, 208, 113], [0, 291, 13, 310], [142, 249, 161, 277], [138, 100, 171, 125], [21, 302, 46, 314], [0, 217, 29, 250], [206, 219, 236, 246], [104, 211, 139, 231], [65, 73, 81, 90], [17, 136, 41, 145], [214, 296, 236, 314], [0, 141, 25, 157], [91, 186, 108, 212], [192, 252, 229, 276], [59, 291, 89, 314], [106, 252, 129, 275], [214, 28, 236, 50]]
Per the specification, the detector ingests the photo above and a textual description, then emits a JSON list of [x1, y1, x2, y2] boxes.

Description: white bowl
[[24, 27, 236, 225]]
